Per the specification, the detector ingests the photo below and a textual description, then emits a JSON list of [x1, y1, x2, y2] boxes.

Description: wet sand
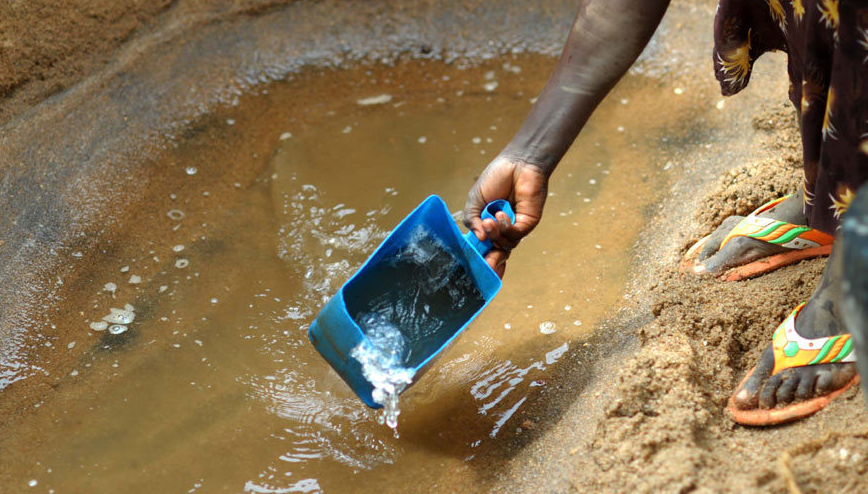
[[3, 0, 868, 493]]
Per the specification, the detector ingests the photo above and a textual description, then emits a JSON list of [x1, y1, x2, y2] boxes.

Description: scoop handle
[[463, 200, 516, 257]]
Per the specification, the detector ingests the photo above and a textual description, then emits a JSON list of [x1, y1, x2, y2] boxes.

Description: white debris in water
[[674, 87, 684, 95], [504, 323, 512, 330], [226, 118, 236, 125], [620, 98, 629, 105], [417, 136, 427, 144], [484, 70, 496, 80], [67, 341, 76, 350], [173, 244, 185, 252], [356, 94, 393, 106], [589, 179, 597, 185], [167, 209, 185, 220], [104, 282, 117, 293], [185, 166, 198, 175], [175, 258, 189, 269], [573, 320, 582, 326], [483, 80, 499, 92], [617, 126, 625, 132], [716, 99, 725, 110], [565, 305, 572, 311], [529, 96, 538, 104], [539, 321, 557, 335], [129, 275, 141, 284], [89, 321, 108, 332], [72, 251, 83, 258], [103, 307, 135, 325], [595, 244, 602, 250], [471, 137, 482, 144], [342, 126, 353, 134], [108, 324, 128, 335], [28, 480, 37, 487], [70, 370, 79, 377], [279, 132, 293, 140], [120, 265, 129, 273], [159, 285, 168, 293], [211, 298, 218, 304]]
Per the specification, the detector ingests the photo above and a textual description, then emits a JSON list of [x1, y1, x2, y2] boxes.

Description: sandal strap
[[772, 303, 856, 375], [720, 195, 834, 250]]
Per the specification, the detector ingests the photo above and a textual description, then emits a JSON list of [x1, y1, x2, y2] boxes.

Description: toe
[[732, 347, 775, 409], [795, 368, 819, 401], [775, 373, 798, 405], [758, 373, 785, 409], [815, 363, 857, 395]]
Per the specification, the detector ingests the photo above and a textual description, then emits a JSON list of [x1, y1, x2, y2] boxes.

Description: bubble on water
[[175, 259, 189, 269], [279, 132, 293, 140], [67, 341, 76, 349], [617, 126, 625, 132], [89, 321, 108, 332], [417, 136, 427, 144], [173, 244, 185, 252], [167, 209, 185, 220], [226, 118, 236, 125], [28, 479, 37, 487], [471, 137, 482, 144], [483, 81, 498, 92], [120, 265, 129, 273], [104, 282, 117, 293], [159, 285, 168, 293], [673, 87, 684, 95], [108, 324, 128, 335], [128, 275, 141, 284], [70, 370, 79, 377], [716, 99, 725, 110], [185, 166, 198, 175], [539, 321, 556, 335], [564, 305, 572, 311], [103, 307, 135, 325], [342, 126, 353, 134], [573, 320, 582, 326], [504, 323, 512, 330], [211, 298, 218, 304]]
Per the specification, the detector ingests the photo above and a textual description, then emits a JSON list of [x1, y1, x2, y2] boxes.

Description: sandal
[[727, 303, 859, 426], [681, 196, 834, 281]]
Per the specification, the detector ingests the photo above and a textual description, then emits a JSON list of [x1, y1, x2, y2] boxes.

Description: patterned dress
[[714, 0, 868, 234]]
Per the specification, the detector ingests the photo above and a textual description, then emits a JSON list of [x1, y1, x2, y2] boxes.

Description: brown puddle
[[0, 55, 681, 493]]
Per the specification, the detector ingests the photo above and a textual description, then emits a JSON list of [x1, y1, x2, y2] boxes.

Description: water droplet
[[108, 324, 128, 335]]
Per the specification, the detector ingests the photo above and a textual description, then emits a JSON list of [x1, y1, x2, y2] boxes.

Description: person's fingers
[[463, 183, 488, 241], [484, 249, 510, 279], [483, 218, 521, 250]]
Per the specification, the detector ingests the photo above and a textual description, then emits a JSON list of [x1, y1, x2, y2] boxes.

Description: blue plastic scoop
[[308, 195, 514, 407]]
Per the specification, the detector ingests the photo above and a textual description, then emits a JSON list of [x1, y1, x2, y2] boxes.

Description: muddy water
[[0, 57, 671, 493]]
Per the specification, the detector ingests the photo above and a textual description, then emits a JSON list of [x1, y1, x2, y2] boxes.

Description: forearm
[[502, 0, 670, 173]]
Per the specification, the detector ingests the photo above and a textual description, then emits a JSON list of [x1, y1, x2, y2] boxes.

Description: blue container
[[308, 195, 514, 407]]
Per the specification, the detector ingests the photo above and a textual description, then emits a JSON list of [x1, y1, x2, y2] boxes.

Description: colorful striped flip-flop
[[727, 303, 860, 426], [681, 196, 834, 281]]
